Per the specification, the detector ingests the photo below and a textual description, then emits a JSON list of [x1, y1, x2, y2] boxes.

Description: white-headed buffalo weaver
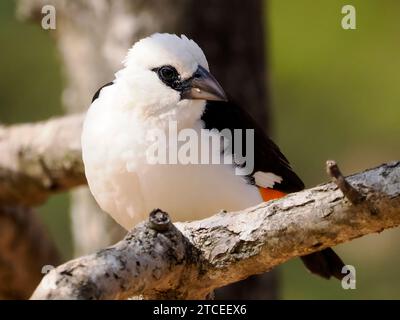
[[82, 33, 344, 280]]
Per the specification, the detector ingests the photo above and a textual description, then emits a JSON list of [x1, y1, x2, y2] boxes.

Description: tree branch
[[0, 114, 85, 206], [31, 162, 400, 300], [327, 160, 365, 205]]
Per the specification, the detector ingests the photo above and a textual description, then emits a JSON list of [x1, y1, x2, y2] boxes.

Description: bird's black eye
[[157, 65, 179, 83]]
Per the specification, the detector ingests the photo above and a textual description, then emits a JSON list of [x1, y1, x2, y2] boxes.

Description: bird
[[82, 33, 344, 280]]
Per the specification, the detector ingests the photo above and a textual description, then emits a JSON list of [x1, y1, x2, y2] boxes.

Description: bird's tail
[[300, 248, 345, 280]]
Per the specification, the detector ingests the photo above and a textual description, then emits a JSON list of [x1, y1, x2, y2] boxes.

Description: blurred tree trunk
[[19, 0, 275, 299], [0, 206, 60, 299], [186, 0, 270, 132], [185, 0, 275, 299]]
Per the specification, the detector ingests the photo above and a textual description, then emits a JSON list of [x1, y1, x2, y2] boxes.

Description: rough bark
[[31, 162, 400, 300], [0, 206, 60, 299], [0, 114, 85, 207]]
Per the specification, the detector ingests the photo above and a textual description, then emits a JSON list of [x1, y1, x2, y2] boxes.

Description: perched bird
[[82, 33, 344, 280]]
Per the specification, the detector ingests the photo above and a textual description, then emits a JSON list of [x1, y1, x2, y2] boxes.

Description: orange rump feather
[[259, 187, 287, 202]]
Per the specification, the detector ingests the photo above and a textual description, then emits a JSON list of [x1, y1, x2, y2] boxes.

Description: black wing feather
[[91, 82, 114, 103], [201, 100, 305, 193]]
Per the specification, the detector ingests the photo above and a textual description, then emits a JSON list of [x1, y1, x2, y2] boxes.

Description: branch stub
[[148, 209, 171, 232]]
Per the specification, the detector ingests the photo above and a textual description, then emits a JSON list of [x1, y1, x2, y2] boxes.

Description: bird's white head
[[113, 33, 227, 124]]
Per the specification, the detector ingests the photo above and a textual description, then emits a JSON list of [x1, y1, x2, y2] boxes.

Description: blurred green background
[[0, 1, 399, 299]]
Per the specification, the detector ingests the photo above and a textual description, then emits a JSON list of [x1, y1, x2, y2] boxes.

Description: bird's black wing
[[201, 100, 304, 193], [91, 82, 114, 103]]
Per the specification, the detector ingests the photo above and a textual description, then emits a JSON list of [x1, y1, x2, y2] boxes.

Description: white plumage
[[82, 34, 262, 230], [253, 171, 283, 189]]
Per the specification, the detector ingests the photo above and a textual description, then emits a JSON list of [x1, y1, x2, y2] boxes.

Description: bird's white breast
[[82, 86, 262, 230]]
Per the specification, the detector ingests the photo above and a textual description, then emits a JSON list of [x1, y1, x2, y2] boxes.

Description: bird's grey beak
[[181, 65, 228, 102]]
